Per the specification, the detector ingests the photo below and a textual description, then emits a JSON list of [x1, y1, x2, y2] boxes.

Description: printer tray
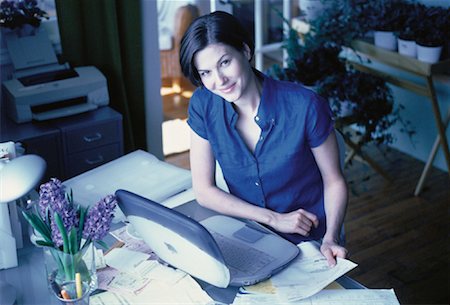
[[32, 103, 98, 121]]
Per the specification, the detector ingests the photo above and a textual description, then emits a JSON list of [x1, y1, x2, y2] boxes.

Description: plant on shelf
[[268, 44, 346, 87], [317, 69, 398, 145], [372, 1, 406, 33], [304, 0, 375, 50], [414, 4, 449, 48], [0, 0, 48, 30], [395, 1, 419, 42], [268, 1, 415, 148]]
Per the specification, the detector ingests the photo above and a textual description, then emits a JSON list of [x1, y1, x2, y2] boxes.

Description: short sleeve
[[187, 89, 208, 140], [305, 94, 334, 148]]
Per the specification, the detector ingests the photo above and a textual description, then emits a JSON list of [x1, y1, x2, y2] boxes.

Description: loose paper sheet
[[105, 248, 151, 272], [233, 289, 401, 305], [91, 274, 214, 305], [241, 241, 357, 301]]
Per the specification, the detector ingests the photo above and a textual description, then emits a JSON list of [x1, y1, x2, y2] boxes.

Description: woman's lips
[[219, 83, 236, 94]]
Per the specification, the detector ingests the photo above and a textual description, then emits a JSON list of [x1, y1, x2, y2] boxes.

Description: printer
[[2, 28, 109, 123]]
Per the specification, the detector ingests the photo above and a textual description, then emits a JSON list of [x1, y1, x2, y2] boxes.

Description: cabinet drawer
[[64, 120, 120, 153], [21, 134, 62, 181], [65, 143, 121, 178]]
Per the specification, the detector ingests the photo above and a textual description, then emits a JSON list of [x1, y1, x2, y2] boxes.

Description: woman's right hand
[[269, 209, 319, 237]]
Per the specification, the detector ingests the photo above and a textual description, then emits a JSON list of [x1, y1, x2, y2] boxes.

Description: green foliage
[[0, 0, 48, 29], [267, 0, 416, 146]]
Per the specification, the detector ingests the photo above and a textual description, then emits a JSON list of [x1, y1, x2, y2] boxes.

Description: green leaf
[[95, 240, 108, 250], [36, 240, 54, 247], [78, 206, 88, 243], [21, 211, 52, 244], [54, 212, 69, 254], [68, 227, 78, 254]]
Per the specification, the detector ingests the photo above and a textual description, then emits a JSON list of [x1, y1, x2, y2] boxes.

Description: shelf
[[351, 39, 450, 77], [348, 39, 450, 195]]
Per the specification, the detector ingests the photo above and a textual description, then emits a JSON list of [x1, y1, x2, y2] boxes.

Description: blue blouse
[[187, 72, 334, 243]]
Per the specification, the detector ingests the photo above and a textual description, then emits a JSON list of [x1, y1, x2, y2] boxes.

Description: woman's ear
[[243, 43, 251, 61]]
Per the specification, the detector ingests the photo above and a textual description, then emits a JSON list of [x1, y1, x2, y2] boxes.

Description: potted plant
[[317, 69, 398, 145], [268, 0, 415, 148], [372, 1, 405, 51], [268, 43, 346, 88], [395, 1, 419, 57], [0, 0, 48, 35], [306, 0, 375, 50], [415, 5, 449, 63]]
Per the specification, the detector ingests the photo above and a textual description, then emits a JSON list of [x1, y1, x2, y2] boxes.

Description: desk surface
[[1, 151, 364, 304], [1, 204, 364, 305]]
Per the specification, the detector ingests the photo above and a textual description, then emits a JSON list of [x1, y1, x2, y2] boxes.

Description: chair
[[160, 4, 199, 92], [215, 129, 347, 245]]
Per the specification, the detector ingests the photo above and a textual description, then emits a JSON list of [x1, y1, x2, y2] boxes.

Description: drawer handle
[[85, 155, 104, 165], [83, 133, 102, 143]]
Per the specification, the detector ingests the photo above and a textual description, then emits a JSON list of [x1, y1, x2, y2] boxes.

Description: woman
[[180, 11, 348, 266]]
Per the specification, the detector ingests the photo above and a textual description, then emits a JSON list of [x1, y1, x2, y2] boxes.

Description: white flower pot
[[374, 31, 397, 51], [397, 39, 417, 58], [416, 44, 443, 64]]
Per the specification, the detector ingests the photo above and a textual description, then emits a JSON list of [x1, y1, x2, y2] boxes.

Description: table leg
[[425, 76, 450, 174], [414, 108, 450, 196], [341, 134, 391, 181]]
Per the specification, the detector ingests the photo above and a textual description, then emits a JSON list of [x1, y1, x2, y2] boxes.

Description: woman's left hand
[[320, 240, 348, 267]]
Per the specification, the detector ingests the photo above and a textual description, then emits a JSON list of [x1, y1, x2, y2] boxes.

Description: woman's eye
[[199, 71, 209, 77], [221, 59, 230, 66]]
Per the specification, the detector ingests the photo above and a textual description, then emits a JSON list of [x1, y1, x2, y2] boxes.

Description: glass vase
[[43, 244, 97, 295]]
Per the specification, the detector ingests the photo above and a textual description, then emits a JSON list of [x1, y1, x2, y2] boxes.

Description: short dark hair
[[179, 11, 255, 87]]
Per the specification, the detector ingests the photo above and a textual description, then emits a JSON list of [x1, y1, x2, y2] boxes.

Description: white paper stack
[[63, 150, 192, 222]]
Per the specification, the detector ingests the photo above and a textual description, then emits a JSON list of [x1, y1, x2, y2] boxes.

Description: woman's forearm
[[322, 178, 348, 243]]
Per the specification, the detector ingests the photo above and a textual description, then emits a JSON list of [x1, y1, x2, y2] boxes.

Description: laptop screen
[[115, 189, 231, 287]]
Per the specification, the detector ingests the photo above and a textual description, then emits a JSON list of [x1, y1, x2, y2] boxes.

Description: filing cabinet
[[52, 107, 124, 178], [0, 106, 124, 180]]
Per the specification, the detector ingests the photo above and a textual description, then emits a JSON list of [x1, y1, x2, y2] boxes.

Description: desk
[[0, 209, 364, 305], [0, 151, 364, 304], [348, 40, 450, 195]]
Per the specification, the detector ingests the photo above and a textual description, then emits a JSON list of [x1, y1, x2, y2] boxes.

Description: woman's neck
[[233, 71, 263, 116]]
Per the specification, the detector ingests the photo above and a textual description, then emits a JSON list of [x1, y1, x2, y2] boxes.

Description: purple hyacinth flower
[[38, 178, 78, 247], [83, 195, 117, 241], [38, 178, 66, 220]]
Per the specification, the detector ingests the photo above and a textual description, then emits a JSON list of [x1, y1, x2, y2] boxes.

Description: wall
[[385, 66, 449, 172]]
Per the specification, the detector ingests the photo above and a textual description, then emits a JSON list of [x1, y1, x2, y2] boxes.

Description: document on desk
[[241, 241, 357, 301], [109, 225, 154, 255], [62, 150, 193, 221], [232, 289, 401, 305], [91, 273, 214, 305]]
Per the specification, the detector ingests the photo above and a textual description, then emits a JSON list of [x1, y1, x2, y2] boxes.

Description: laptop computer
[[115, 189, 299, 288]]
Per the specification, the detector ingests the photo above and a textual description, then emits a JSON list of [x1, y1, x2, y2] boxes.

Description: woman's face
[[194, 43, 253, 103]]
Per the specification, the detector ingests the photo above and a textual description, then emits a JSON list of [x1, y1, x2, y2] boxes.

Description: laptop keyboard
[[210, 231, 275, 274]]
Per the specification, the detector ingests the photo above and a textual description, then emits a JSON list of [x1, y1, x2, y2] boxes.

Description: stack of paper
[[91, 245, 213, 304], [233, 289, 401, 305], [63, 150, 193, 222], [238, 241, 357, 302], [234, 241, 401, 305]]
